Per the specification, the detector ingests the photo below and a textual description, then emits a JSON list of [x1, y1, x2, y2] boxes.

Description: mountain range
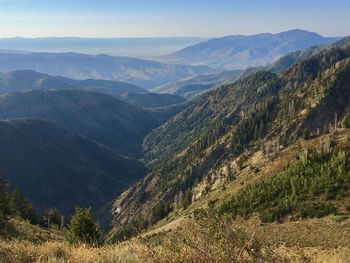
[[0, 52, 213, 89], [158, 29, 339, 70], [153, 32, 343, 99], [0, 37, 204, 57], [0, 69, 146, 96], [0, 69, 187, 108]]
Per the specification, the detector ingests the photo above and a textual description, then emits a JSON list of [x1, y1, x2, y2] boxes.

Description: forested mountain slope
[[109, 37, 350, 239]]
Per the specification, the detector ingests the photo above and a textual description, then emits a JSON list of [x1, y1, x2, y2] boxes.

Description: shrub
[[65, 207, 102, 245], [297, 202, 336, 219]]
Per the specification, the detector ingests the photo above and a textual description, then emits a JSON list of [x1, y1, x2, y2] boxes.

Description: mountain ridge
[[158, 29, 340, 70], [0, 52, 214, 89], [0, 69, 147, 96]]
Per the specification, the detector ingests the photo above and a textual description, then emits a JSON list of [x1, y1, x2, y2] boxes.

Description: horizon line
[[0, 29, 346, 40]]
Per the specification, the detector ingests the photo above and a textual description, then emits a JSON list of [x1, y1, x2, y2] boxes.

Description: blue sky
[[0, 0, 349, 38]]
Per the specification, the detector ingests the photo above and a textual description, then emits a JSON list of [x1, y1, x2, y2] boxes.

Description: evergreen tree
[[9, 189, 37, 223], [152, 202, 171, 222], [181, 189, 192, 209], [0, 177, 11, 226], [65, 207, 102, 245]]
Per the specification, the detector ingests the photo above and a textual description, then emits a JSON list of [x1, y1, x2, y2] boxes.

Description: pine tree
[[181, 189, 192, 209], [9, 189, 36, 223], [65, 207, 102, 245], [0, 177, 11, 226]]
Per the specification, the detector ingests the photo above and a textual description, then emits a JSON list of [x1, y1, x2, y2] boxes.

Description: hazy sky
[[0, 0, 349, 38]]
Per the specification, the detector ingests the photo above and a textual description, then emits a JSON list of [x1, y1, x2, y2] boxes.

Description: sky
[[0, 0, 349, 38]]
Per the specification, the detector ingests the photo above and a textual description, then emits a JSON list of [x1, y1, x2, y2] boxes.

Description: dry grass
[[2, 217, 350, 263], [0, 239, 152, 263], [0, 212, 291, 263], [275, 246, 350, 263], [233, 216, 350, 249], [0, 211, 285, 263], [2, 239, 350, 263]]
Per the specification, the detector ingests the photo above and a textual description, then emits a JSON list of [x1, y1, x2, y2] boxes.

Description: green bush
[[65, 207, 102, 245]]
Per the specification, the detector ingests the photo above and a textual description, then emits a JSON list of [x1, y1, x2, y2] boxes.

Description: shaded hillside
[[0, 90, 167, 157], [0, 52, 214, 89], [120, 92, 186, 108], [109, 37, 350, 237], [0, 70, 146, 96], [159, 29, 338, 70], [0, 119, 147, 216]]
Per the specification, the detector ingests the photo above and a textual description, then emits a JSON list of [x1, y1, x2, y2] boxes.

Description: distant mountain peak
[[158, 29, 339, 70]]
